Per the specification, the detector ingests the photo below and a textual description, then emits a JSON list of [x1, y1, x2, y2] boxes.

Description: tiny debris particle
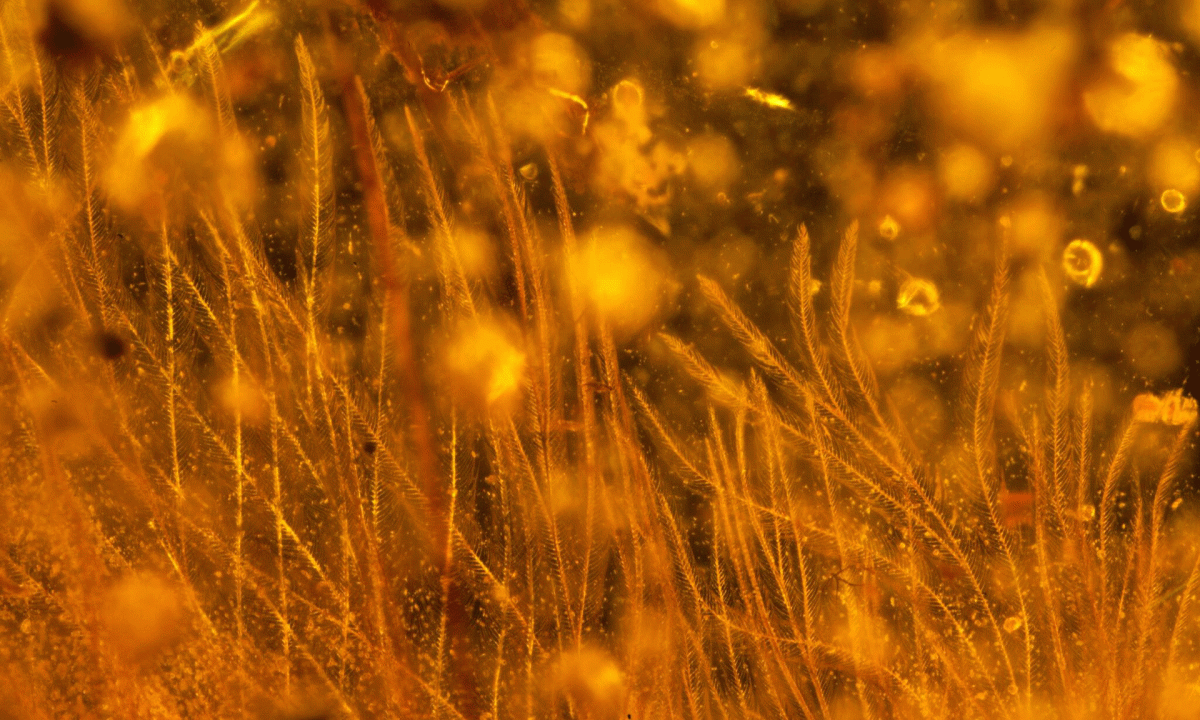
[[743, 87, 794, 111], [362, 440, 377, 454], [96, 330, 127, 360]]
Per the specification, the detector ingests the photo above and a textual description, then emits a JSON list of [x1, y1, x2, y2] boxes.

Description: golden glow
[[532, 33, 591, 95], [1084, 34, 1178, 138], [5, 3, 1200, 718], [687, 132, 740, 190], [453, 227, 498, 280], [913, 26, 1075, 150], [576, 226, 670, 334], [878, 214, 900, 241], [1150, 138, 1200, 194], [105, 94, 218, 209], [446, 320, 527, 410], [694, 37, 758, 90], [102, 574, 183, 663], [1009, 194, 1064, 261], [553, 647, 627, 718], [653, 0, 725, 28]]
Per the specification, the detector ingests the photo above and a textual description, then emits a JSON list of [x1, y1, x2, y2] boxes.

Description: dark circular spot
[[38, 10, 88, 60], [362, 440, 377, 454], [96, 331, 127, 360]]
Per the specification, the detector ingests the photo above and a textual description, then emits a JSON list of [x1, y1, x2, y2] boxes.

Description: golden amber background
[[1, 0, 1199, 718]]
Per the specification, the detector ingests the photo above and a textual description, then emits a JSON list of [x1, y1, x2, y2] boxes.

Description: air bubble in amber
[[1161, 188, 1187, 213], [878, 214, 900, 241], [897, 278, 941, 317], [1062, 239, 1102, 288]]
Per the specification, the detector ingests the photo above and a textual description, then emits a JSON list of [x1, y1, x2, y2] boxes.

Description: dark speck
[[96, 331, 127, 360], [362, 440, 377, 454], [39, 9, 87, 59]]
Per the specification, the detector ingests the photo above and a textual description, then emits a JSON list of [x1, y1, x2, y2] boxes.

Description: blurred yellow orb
[[914, 27, 1074, 151], [687, 133, 740, 191], [1009, 194, 1064, 262], [445, 320, 527, 411], [654, 0, 725, 28], [576, 226, 672, 335], [1084, 34, 1178, 138], [939, 143, 994, 203], [105, 93, 215, 210], [531, 32, 591, 95], [878, 214, 900, 241], [1124, 321, 1182, 379], [1150, 138, 1200, 194], [693, 37, 757, 90]]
